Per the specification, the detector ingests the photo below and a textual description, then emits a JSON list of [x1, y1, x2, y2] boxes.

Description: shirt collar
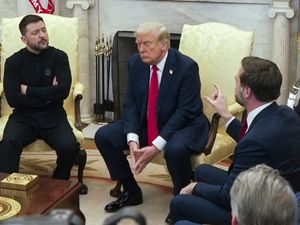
[[151, 51, 168, 72], [247, 101, 274, 129]]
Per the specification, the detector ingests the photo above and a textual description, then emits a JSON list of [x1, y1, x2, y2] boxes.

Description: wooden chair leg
[[77, 149, 88, 195], [110, 180, 122, 198]]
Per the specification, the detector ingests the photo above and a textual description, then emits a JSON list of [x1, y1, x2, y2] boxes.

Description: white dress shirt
[[127, 52, 169, 151]]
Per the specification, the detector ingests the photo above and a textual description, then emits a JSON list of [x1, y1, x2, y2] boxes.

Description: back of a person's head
[[19, 14, 44, 36], [230, 164, 297, 225], [240, 56, 282, 102]]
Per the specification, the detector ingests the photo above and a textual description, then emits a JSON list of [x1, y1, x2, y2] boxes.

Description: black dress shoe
[[165, 213, 172, 224], [104, 191, 143, 212]]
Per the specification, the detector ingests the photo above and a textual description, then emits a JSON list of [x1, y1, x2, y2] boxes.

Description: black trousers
[[0, 113, 79, 180], [94, 120, 195, 195]]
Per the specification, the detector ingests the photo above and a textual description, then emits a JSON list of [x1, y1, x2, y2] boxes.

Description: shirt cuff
[[152, 136, 166, 151], [127, 133, 139, 145], [225, 117, 235, 128]]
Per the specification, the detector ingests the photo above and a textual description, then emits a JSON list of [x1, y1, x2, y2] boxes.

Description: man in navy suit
[[94, 22, 210, 213], [174, 165, 298, 225], [170, 56, 300, 225]]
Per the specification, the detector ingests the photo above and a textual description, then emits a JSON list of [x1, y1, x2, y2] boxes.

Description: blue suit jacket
[[194, 102, 300, 209], [122, 48, 210, 152]]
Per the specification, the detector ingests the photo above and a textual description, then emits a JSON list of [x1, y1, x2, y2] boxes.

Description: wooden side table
[[0, 173, 85, 224]]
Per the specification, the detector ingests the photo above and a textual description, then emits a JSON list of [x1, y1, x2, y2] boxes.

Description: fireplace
[[111, 31, 181, 120]]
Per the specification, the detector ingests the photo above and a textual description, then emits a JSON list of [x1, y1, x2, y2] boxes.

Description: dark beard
[[235, 94, 245, 106]]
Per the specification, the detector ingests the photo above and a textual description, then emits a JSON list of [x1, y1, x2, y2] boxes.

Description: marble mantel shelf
[[136, 0, 270, 4]]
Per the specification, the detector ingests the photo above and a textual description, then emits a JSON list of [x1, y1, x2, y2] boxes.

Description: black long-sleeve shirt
[[3, 46, 71, 114]]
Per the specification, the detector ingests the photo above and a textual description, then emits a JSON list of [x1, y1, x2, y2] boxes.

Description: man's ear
[[243, 85, 252, 99], [231, 213, 238, 225], [20, 36, 26, 44], [160, 40, 168, 52]]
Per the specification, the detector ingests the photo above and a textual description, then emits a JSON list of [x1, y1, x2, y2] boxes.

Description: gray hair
[[230, 164, 297, 225], [134, 22, 170, 48]]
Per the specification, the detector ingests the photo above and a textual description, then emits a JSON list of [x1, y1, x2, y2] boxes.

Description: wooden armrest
[[203, 113, 221, 155], [73, 82, 85, 130], [73, 82, 85, 100]]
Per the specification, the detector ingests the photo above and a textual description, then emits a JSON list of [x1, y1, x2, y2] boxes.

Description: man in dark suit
[[94, 22, 210, 213], [174, 165, 298, 225], [169, 56, 300, 225]]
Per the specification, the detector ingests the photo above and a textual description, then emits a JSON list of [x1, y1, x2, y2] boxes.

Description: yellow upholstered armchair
[[0, 14, 88, 194], [179, 23, 254, 166]]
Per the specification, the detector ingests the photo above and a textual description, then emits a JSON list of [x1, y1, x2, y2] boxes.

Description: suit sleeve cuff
[[225, 117, 235, 128], [127, 133, 139, 145], [152, 136, 166, 151]]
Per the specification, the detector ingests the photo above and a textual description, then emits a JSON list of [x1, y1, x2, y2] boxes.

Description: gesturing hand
[[204, 84, 233, 122]]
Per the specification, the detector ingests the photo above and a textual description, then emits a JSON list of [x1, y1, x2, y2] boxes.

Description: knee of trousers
[[164, 142, 191, 162], [54, 141, 79, 157], [195, 164, 214, 177], [94, 125, 126, 155], [170, 195, 188, 218], [94, 126, 111, 149], [1, 137, 23, 151]]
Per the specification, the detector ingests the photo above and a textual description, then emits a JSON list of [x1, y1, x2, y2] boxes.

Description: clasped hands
[[129, 141, 160, 174]]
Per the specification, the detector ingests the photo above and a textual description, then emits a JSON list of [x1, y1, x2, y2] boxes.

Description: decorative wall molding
[[66, 0, 95, 10], [66, 0, 94, 122], [268, 0, 294, 18], [268, 0, 294, 103], [137, 0, 271, 4]]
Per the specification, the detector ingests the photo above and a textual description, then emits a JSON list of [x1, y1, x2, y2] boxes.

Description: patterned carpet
[[20, 149, 173, 225], [20, 149, 173, 188], [19, 145, 229, 225]]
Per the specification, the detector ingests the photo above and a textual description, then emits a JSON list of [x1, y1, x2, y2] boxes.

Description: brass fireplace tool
[[94, 35, 113, 123]]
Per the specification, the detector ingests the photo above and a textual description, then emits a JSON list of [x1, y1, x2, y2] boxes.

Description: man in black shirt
[[0, 14, 79, 180]]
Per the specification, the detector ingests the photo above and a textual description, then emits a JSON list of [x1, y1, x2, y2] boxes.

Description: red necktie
[[148, 65, 159, 145], [228, 118, 248, 174], [239, 118, 248, 140]]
